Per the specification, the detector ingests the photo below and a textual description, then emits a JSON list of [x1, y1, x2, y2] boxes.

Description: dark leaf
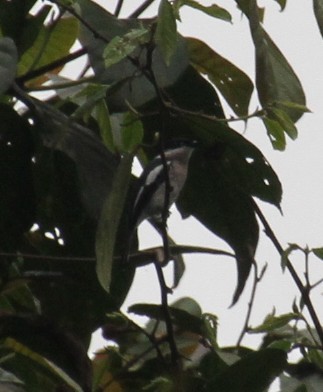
[[274, 0, 287, 11], [242, 1, 306, 122], [103, 26, 150, 68], [78, 0, 189, 111], [0, 104, 35, 248], [186, 37, 253, 116], [250, 312, 300, 333], [208, 348, 287, 391], [129, 302, 204, 335], [0, 314, 92, 392], [155, 0, 178, 65], [262, 116, 286, 150], [179, 0, 232, 22], [96, 153, 133, 293], [31, 98, 119, 220], [176, 115, 281, 302], [313, 0, 323, 37], [312, 247, 323, 260], [0, 38, 18, 95], [18, 16, 78, 85], [0, 0, 37, 50]]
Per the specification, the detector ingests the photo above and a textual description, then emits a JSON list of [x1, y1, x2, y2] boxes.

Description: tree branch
[[114, 0, 125, 17], [252, 200, 323, 346], [16, 48, 87, 85], [129, 0, 157, 18]]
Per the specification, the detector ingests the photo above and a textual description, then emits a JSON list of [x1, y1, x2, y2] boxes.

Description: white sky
[[79, 0, 323, 386]]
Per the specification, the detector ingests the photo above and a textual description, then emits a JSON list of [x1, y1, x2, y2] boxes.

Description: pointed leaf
[[209, 348, 287, 391], [103, 26, 150, 68], [120, 111, 144, 153], [187, 37, 253, 116], [95, 153, 133, 292], [0, 37, 17, 95], [262, 116, 286, 150], [250, 313, 300, 333], [268, 107, 298, 140], [180, 0, 232, 22], [129, 302, 204, 334], [274, 0, 287, 11], [247, 2, 306, 122], [18, 16, 79, 85], [155, 0, 178, 65], [312, 247, 323, 260], [313, 0, 323, 37], [176, 115, 282, 303], [202, 313, 219, 350]]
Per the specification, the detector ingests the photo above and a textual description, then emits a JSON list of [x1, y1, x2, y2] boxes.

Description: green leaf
[[186, 37, 254, 116], [246, 2, 306, 122], [208, 348, 287, 391], [250, 313, 300, 333], [120, 111, 144, 153], [18, 16, 78, 82], [95, 153, 133, 292], [71, 83, 109, 121], [103, 26, 149, 68], [312, 247, 323, 260], [0, 368, 24, 387], [143, 377, 173, 391], [0, 314, 92, 391], [202, 313, 218, 350], [0, 37, 17, 95], [129, 302, 204, 335], [262, 116, 286, 150], [94, 99, 113, 150], [78, 0, 190, 110], [155, 0, 178, 65], [179, 0, 232, 22], [4, 338, 83, 392], [313, 0, 323, 37], [274, 0, 287, 11], [268, 107, 298, 140]]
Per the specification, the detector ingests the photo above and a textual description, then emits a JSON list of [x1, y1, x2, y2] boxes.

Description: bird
[[125, 139, 196, 261], [130, 139, 197, 230]]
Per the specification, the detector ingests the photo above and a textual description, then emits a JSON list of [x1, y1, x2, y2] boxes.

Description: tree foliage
[[0, 0, 322, 391]]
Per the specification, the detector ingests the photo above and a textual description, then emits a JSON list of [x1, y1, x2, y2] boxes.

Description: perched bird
[[130, 139, 197, 231]]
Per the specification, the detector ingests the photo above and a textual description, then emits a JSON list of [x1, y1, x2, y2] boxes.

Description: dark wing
[[130, 158, 170, 230]]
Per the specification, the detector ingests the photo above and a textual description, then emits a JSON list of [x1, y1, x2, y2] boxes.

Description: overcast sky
[[86, 1, 323, 377]]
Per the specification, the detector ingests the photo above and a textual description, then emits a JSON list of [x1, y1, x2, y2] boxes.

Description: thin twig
[[0, 252, 95, 262], [154, 261, 183, 389], [16, 48, 87, 85], [236, 262, 266, 347], [129, 0, 157, 18], [253, 200, 323, 346], [48, 0, 109, 43], [166, 102, 265, 124], [114, 0, 125, 17]]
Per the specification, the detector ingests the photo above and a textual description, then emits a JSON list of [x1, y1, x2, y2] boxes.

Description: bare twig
[[253, 200, 323, 346], [129, 0, 157, 18], [236, 262, 267, 347], [114, 0, 125, 17]]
